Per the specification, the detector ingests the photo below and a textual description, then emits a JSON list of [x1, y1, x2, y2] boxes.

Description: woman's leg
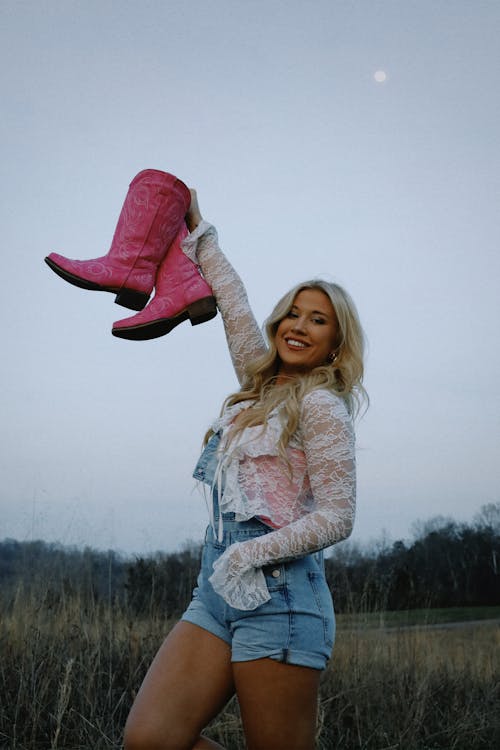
[[232, 658, 321, 750], [124, 621, 234, 750]]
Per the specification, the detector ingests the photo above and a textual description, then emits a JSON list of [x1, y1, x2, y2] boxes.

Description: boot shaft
[[109, 169, 191, 269]]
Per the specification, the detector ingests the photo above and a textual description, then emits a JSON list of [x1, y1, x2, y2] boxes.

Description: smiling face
[[275, 288, 339, 381]]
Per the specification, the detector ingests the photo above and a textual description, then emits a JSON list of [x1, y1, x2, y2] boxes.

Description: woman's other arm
[[209, 389, 356, 609]]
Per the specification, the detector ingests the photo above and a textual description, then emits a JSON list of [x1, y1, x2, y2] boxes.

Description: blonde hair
[[207, 280, 368, 457]]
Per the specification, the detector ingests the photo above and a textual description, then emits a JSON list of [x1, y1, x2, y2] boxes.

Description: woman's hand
[[185, 188, 203, 232], [209, 541, 272, 610]]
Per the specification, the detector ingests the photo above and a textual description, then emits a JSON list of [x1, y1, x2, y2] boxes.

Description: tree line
[[326, 506, 499, 611], [1, 503, 498, 617]]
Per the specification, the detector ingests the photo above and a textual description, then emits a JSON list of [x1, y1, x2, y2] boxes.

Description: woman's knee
[[123, 716, 160, 750], [123, 714, 196, 750]]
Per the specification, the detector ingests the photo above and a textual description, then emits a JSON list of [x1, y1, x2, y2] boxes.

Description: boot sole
[[44, 257, 150, 311], [112, 297, 218, 341]]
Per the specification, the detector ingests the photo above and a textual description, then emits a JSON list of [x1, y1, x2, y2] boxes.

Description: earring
[[327, 352, 337, 364]]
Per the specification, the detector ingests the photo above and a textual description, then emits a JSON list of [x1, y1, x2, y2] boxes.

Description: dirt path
[[390, 617, 500, 631]]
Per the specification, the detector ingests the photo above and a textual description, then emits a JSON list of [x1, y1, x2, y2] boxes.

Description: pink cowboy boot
[[111, 222, 217, 340], [45, 169, 190, 311]]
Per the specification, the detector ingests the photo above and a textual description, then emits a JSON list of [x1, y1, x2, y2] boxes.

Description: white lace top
[[182, 222, 356, 610]]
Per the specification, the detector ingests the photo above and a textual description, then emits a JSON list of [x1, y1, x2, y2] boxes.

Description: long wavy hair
[[207, 280, 368, 456]]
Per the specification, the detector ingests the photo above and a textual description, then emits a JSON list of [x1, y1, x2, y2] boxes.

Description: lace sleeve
[[182, 221, 267, 384], [209, 389, 356, 609]]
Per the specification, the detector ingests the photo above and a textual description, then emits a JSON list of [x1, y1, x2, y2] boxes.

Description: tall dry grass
[[1, 583, 498, 749], [316, 622, 499, 749]]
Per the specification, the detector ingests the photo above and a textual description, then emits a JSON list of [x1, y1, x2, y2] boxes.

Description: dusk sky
[[1, 0, 499, 556]]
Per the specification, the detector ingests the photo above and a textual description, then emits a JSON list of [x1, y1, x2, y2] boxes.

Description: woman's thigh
[[232, 658, 321, 750], [124, 621, 234, 750]]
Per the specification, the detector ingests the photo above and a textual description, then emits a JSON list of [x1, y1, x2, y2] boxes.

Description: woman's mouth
[[285, 338, 308, 349]]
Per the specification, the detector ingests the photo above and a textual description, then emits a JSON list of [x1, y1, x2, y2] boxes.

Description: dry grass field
[[1, 585, 499, 749]]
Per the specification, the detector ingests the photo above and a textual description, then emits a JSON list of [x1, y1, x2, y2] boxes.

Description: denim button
[[271, 569, 280, 578]]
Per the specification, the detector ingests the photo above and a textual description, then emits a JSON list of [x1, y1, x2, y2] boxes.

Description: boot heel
[[115, 288, 150, 311], [188, 296, 218, 326]]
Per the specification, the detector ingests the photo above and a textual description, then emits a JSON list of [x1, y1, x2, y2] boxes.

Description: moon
[[374, 70, 387, 83]]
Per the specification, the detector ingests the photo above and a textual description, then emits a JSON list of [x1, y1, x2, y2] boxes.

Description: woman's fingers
[[186, 188, 203, 231]]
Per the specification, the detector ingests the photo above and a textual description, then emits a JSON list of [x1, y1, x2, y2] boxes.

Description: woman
[[124, 190, 367, 750]]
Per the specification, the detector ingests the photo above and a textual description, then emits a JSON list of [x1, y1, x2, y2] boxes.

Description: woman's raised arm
[[183, 190, 267, 384]]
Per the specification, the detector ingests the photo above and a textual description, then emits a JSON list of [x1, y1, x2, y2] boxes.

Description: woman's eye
[[287, 311, 298, 318], [313, 317, 326, 325]]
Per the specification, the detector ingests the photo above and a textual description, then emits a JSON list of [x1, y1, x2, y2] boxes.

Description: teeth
[[287, 339, 307, 348]]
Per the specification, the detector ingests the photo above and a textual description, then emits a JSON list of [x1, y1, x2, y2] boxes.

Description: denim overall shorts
[[181, 432, 335, 670]]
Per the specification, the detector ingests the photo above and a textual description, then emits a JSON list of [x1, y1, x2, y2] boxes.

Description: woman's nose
[[291, 317, 307, 333]]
